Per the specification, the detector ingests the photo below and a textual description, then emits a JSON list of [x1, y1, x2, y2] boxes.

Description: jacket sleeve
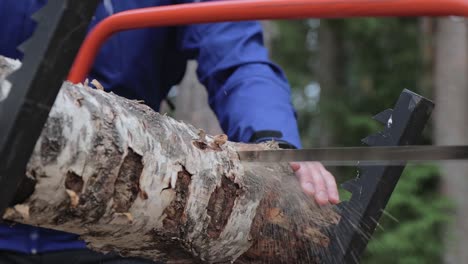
[[178, 19, 302, 148]]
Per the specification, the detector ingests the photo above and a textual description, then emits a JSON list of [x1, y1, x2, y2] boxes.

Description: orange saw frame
[[67, 0, 468, 83]]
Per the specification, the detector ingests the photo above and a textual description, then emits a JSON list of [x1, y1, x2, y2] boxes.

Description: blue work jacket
[[0, 0, 301, 254]]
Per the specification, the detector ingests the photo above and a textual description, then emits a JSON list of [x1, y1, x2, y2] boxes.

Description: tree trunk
[[318, 20, 345, 148], [0, 56, 337, 264], [433, 18, 468, 264]]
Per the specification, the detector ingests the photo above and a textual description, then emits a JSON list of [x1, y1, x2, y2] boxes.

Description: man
[[0, 0, 339, 263]]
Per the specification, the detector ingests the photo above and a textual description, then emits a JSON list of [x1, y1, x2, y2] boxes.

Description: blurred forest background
[[163, 18, 468, 263]]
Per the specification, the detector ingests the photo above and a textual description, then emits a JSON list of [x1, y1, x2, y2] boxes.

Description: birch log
[[0, 56, 338, 263]]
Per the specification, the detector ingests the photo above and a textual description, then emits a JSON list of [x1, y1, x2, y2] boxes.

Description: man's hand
[[291, 162, 340, 206]]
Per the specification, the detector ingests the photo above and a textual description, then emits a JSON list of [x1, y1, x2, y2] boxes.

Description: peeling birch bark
[[0, 56, 338, 263]]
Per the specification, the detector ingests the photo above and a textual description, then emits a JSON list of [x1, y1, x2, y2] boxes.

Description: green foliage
[[271, 18, 450, 263], [271, 20, 316, 90], [343, 18, 423, 114]]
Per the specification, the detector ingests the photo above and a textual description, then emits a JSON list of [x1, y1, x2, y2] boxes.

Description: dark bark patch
[[162, 168, 192, 234], [65, 171, 84, 193], [83, 173, 98, 196], [139, 190, 148, 200], [192, 140, 209, 150], [76, 127, 123, 221], [206, 176, 241, 239], [40, 116, 66, 165], [113, 148, 143, 213], [192, 140, 226, 152]]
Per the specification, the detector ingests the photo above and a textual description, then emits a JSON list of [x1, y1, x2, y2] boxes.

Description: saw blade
[[238, 145, 468, 165], [0, 0, 99, 215]]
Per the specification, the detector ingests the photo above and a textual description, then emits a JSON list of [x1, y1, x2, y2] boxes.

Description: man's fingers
[[302, 182, 315, 195], [306, 162, 329, 205], [292, 162, 339, 206], [293, 163, 316, 196], [319, 166, 340, 204]]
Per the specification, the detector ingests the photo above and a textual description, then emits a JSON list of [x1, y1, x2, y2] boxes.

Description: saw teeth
[[10, 0, 66, 80], [31, 8, 45, 22], [31, 0, 62, 22], [341, 179, 362, 194], [16, 0, 54, 55], [361, 132, 388, 146], [341, 171, 375, 198], [373, 108, 393, 125], [17, 38, 36, 55]]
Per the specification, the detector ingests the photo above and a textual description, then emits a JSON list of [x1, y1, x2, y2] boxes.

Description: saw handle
[[67, 0, 468, 83]]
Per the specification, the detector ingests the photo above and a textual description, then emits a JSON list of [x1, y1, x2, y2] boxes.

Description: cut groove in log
[[0, 56, 338, 263]]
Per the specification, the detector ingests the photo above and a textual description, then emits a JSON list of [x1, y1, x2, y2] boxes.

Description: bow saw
[[0, 0, 467, 263]]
